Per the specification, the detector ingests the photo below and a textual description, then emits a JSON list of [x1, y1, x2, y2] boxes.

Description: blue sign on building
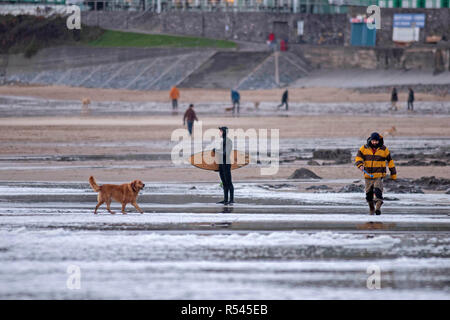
[[393, 14, 426, 28]]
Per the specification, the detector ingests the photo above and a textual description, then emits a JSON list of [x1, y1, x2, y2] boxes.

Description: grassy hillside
[[0, 15, 236, 58], [87, 30, 236, 49]]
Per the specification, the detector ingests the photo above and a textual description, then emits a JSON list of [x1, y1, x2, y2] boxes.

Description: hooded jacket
[[170, 87, 180, 100], [282, 90, 288, 102], [408, 89, 414, 102], [183, 107, 198, 123], [391, 89, 398, 102], [355, 134, 397, 179], [231, 90, 240, 103]]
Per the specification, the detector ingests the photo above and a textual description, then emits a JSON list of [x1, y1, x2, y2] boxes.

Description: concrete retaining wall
[[4, 46, 210, 73], [2, 46, 310, 89], [300, 45, 450, 71], [2, 46, 217, 90], [81, 8, 450, 47], [81, 11, 348, 46]]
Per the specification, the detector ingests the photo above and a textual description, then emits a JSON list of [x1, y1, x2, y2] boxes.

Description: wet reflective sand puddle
[[0, 182, 448, 299]]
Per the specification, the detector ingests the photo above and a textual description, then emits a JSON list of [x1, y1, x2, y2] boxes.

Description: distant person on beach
[[231, 89, 240, 114], [170, 86, 180, 111], [277, 89, 288, 110], [407, 88, 415, 111], [212, 127, 234, 205], [355, 132, 397, 216], [183, 104, 198, 136], [390, 87, 398, 111]]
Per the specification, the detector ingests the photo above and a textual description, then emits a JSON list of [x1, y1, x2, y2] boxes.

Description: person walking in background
[[231, 89, 240, 115], [355, 132, 397, 216], [390, 87, 398, 111], [212, 127, 234, 205], [170, 86, 180, 111], [277, 89, 288, 110], [183, 104, 198, 136], [407, 87, 415, 111]]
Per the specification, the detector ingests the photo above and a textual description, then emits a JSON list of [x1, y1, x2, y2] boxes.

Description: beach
[[0, 86, 449, 299]]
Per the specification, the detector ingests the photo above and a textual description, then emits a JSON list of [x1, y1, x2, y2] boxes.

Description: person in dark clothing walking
[[213, 127, 234, 205], [183, 104, 198, 135], [277, 89, 288, 110], [407, 88, 415, 111], [390, 87, 398, 111], [231, 90, 240, 115]]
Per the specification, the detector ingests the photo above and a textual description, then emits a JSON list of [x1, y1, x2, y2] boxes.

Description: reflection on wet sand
[[357, 222, 397, 230]]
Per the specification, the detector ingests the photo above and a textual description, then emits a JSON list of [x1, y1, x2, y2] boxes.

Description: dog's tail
[[89, 176, 101, 192]]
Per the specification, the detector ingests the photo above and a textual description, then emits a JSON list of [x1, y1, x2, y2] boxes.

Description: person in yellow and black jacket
[[355, 132, 397, 215]]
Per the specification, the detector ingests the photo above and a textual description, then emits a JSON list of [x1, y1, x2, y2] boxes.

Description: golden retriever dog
[[89, 176, 145, 214], [82, 97, 91, 106], [383, 126, 397, 137]]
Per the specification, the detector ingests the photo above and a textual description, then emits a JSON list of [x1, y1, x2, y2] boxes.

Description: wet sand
[[0, 92, 449, 300], [1, 113, 449, 182], [1, 164, 450, 182], [1, 180, 449, 299], [1, 115, 450, 141], [1, 84, 449, 103]]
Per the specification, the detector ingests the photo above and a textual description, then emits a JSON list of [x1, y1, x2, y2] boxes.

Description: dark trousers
[[277, 101, 288, 110], [365, 178, 383, 208], [219, 164, 234, 202], [407, 101, 414, 110], [172, 99, 178, 109], [232, 101, 240, 114], [187, 121, 193, 135]]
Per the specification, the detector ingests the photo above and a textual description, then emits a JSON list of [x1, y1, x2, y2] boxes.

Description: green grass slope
[[87, 30, 236, 49]]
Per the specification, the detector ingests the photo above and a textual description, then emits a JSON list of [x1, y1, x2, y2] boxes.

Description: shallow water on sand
[[0, 182, 449, 299], [1, 95, 449, 117], [0, 94, 448, 299]]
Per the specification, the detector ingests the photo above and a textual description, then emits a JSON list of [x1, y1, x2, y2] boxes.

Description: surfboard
[[189, 150, 250, 171]]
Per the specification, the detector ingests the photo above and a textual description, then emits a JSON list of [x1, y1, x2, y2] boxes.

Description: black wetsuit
[[217, 134, 234, 203], [219, 164, 233, 203]]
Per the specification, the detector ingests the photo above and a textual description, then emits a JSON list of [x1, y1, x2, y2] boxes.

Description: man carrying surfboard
[[355, 132, 397, 215], [213, 127, 234, 205]]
